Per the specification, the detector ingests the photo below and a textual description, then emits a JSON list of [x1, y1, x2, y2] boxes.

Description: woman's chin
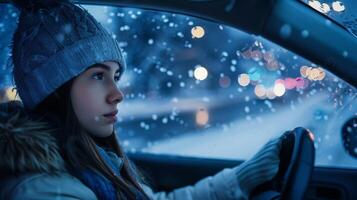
[[89, 127, 114, 138]]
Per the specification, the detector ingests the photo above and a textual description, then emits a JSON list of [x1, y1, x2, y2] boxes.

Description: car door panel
[[130, 153, 357, 199]]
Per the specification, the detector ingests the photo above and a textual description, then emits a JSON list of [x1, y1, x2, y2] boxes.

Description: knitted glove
[[234, 136, 282, 199]]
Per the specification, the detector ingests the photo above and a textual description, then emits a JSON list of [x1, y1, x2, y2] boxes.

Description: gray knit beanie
[[10, 0, 125, 110]]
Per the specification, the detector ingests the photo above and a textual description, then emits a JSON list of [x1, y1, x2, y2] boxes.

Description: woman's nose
[[107, 85, 123, 105]]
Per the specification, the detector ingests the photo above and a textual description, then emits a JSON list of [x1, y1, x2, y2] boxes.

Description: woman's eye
[[92, 72, 104, 80], [114, 75, 120, 82]]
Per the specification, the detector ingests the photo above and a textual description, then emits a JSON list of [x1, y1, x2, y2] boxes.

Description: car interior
[[0, 0, 356, 199]]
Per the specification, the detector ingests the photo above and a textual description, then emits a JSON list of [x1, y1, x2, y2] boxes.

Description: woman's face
[[71, 61, 123, 137]]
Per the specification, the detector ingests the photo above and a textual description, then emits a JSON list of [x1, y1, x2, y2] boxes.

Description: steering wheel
[[250, 127, 315, 200]]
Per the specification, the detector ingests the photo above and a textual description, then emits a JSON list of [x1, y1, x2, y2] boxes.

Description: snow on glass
[[0, 3, 356, 168]]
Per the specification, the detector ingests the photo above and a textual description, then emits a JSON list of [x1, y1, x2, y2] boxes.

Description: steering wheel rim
[[250, 127, 315, 200], [280, 127, 315, 199]]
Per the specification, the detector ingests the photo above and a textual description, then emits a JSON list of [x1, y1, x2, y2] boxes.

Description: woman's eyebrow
[[89, 63, 120, 73]]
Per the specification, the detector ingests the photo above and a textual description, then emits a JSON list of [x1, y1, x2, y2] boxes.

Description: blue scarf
[[76, 146, 146, 200]]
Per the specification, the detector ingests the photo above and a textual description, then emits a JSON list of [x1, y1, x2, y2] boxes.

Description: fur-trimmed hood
[[0, 101, 65, 174]]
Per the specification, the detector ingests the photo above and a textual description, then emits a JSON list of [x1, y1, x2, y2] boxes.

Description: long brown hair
[[34, 78, 150, 200]]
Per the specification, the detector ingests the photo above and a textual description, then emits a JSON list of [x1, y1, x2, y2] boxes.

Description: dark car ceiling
[[2, 0, 356, 87]]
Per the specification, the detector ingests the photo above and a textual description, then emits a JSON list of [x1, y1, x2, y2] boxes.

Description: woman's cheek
[[72, 87, 95, 123], [80, 89, 101, 119]]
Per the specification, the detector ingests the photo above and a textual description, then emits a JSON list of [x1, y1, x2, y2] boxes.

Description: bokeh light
[[196, 108, 209, 126], [308, 68, 318, 80], [308, 0, 330, 14], [275, 79, 285, 85], [191, 26, 205, 39], [248, 68, 261, 81], [284, 78, 297, 90], [295, 77, 305, 89], [316, 67, 326, 80], [241, 49, 251, 59], [300, 65, 325, 81], [219, 76, 231, 88], [263, 51, 274, 63], [254, 84, 266, 98], [332, 1, 345, 12], [266, 60, 279, 71], [238, 73, 250, 86], [273, 83, 286, 97], [321, 3, 331, 13], [300, 65, 309, 77], [266, 88, 276, 99], [194, 65, 208, 80], [251, 50, 262, 61]]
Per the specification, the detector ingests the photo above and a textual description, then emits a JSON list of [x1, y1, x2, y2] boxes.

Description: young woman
[[0, 0, 283, 199]]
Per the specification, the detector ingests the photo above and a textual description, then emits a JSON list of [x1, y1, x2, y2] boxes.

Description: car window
[[0, 3, 356, 169], [300, 0, 357, 37]]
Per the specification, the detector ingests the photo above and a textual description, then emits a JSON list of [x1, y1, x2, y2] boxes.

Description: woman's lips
[[104, 110, 118, 116], [103, 110, 118, 123], [103, 115, 117, 123]]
